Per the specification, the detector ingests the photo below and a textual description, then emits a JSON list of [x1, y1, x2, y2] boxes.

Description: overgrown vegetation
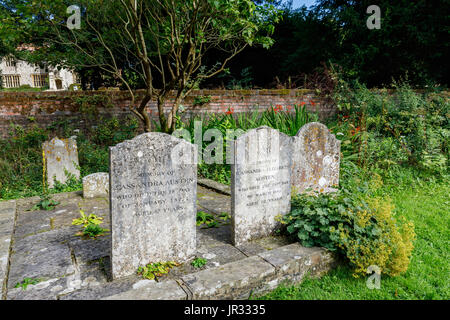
[[30, 193, 59, 211], [15, 278, 41, 290], [282, 174, 416, 277], [272, 79, 448, 290], [0, 116, 138, 200], [196, 211, 231, 229], [259, 174, 449, 300], [334, 80, 449, 174]]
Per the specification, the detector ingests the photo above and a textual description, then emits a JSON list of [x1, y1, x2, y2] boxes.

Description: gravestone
[[82, 172, 109, 198], [291, 122, 340, 194], [109, 132, 198, 279], [43, 137, 80, 189], [231, 126, 292, 246]]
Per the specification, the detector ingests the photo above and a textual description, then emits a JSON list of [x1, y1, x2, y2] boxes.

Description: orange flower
[[300, 101, 306, 106], [225, 107, 234, 115], [274, 105, 283, 113], [309, 100, 316, 106]]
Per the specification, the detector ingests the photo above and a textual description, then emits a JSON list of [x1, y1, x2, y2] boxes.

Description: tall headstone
[[43, 137, 80, 189], [291, 122, 340, 194], [231, 126, 292, 246], [109, 133, 197, 279]]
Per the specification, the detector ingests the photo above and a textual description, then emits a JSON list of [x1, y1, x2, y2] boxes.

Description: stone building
[[0, 55, 78, 91]]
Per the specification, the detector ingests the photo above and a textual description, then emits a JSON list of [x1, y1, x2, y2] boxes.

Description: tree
[[1, 0, 280, 132], [207, 0, 449, 88]]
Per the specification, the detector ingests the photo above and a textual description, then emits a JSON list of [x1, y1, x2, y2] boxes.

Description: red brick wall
[[0, 89, 335, 137]]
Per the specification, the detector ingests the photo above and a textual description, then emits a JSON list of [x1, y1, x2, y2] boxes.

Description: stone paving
[[0, 184, 336, 300]]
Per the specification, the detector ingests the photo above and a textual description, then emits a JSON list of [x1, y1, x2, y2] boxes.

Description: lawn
[[258, 175, 449, 300]]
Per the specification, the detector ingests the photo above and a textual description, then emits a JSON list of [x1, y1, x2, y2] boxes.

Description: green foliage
[[51, 170, 83, 194], [212, 1, 449, 88], [81, 223, 108, 238], [0, 124, 48, 199], [196, 211, 218, 228], [196, 211, 231, 229], [191, 257, 208, 269], [30, 193, 59, 211], [0, 116, 138, 200], [282, 175, 416, 277], [2, 0, 282, 132], [15, 278, 41, 290], [137, 261, 180, 281], [259, 176, 449, 300], [219, 66, 254, 89], [73, 95, 113, 117], [72, 210, 104, 228], [193, 95, 212, 107], [72, 210, 107, 238], [333, 80, 449, 174]]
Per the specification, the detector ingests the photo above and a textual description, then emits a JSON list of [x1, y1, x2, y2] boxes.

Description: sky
[[291, 0, 317, 8]]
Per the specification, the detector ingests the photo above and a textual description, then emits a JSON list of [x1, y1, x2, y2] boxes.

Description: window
[[32, 74, 48, 88], [5, 58, 16, 67], [2, 75, 20, 88]]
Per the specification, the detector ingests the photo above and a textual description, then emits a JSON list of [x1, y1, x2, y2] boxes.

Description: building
[[0, 55, 78, 90]]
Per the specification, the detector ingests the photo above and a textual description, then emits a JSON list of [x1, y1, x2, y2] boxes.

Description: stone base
[[2, 185, 336, 300]]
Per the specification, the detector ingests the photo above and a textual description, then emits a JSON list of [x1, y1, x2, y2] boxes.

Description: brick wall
[[0, 89, 335, 137]]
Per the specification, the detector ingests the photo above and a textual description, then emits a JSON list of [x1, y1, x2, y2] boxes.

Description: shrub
[[333, 80, 449, 174], [282, 176, 415, 277], [0, 115, 138, 200]]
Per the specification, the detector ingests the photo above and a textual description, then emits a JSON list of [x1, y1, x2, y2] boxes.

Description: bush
[[333, 81, 449, 174], [282, 175, 416, 277]]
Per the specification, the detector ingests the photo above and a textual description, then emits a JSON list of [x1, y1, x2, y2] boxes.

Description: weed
[[15, 278, 41, 290], [191, 257, 207, 268]]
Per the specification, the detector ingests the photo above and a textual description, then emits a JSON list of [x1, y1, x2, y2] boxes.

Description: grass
[[258, 175, 449, 300]]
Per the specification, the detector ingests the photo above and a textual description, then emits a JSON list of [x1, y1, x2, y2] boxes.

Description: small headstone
[[109, 132, 197, 279], [82, 172, 109, 198], [43, 137, 80, 189], [292, 122, 340, 194], [231, 126, 292, 246]]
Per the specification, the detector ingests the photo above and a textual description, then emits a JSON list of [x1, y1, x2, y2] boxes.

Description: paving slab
[[3, 183, 336, 300], [181, 255, 276, 300], [7, 228, 76, 289], [198, 178, 231, 196], [59, 276, 141, 300], [197, 185, 231, 215], [101, 279, 187, 300], [0, 200, 15, 297]]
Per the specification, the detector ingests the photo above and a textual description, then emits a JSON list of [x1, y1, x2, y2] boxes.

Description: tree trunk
[[137, 94, 152, 132], [157, 96, 169, 133]]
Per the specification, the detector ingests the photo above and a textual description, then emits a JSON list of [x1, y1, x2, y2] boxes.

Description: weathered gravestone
[[231, 126, 292, 246], [83, 172, 109, 198], [43, 137, 80, 189], [109, 133, 197, 279], [291, 122, 340, 194]]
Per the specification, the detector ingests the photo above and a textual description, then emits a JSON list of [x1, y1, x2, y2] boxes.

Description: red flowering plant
[[225, 107, 234, 115], [273, 105, 283, 113]]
